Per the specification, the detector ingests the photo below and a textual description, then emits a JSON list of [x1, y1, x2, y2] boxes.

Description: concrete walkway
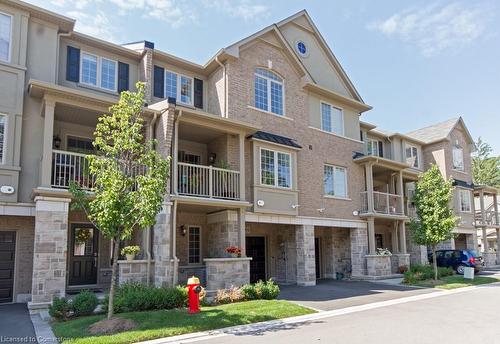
[[278, 279, 436, 311], [0, 303, 37, 341]]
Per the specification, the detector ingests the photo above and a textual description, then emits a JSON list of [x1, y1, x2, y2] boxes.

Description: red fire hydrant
[[187, 276, 202, 314]]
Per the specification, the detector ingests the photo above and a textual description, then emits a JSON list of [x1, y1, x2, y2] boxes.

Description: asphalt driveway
[[278, 279, 437, 311], [0, 303, 37, 341]]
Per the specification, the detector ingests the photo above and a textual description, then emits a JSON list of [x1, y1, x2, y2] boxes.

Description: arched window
[[254, 68, 284, 116]]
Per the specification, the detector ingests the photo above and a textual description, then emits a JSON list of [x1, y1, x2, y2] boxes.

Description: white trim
[[452, 146, 465, 172], [323, 163, 348, 198], [259, 147, 292, 190], [79, 51, 118, 93], [308, 126, 363, 144], [245, 212, 367, 228], [458, 188, 472, 213], [0, 11, 13, 63], [404, 142, 421, 169], [367, 138, 382, 157], [320, 101, 344, 136], [187, 225, 202, 265], [254, 67, 285, 116], [247, 105, 293, 121], [0, 113, 7, 165], [165, 69, 194, 106]]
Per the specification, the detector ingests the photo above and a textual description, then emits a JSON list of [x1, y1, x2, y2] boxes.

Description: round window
[[296, 41, 307, 56]]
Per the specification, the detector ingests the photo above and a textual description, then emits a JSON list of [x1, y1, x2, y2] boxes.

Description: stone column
[[496, 228, 500, 264], [479, 190, 489, 252], [207, 210, 239, 257], [466, 233, 478, 251], [29, 196, 70, 308], [238, 208, 246, 257], [350, 226, 368, 277], [295, 225, 316, 286], [391, 222, 399, 253], [365, 163, 374, 213], [406, 227, 428, 265], [40, 99, 55, 187], [399, 221, 407, 254], [153, 201, 174, 287], [367, 217, 376, 254]]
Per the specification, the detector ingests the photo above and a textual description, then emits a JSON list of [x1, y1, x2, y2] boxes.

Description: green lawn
[[52, 300, 315, 344], [413, 275, 500, 289]]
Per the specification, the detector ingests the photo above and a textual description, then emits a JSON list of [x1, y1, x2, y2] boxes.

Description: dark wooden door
[[315, 237, 321, 279], [69, 224, 98, 286], [0, 231, 16, 303], [246, 236, 266, 283]]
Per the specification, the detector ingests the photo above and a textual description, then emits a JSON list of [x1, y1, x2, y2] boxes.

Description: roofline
[[303, 82, 372, 112], [3, 0, 75, 31], [69, 32, 143, 60]]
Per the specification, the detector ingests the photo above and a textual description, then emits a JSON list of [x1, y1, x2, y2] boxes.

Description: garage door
[[0, 231, 16, 303]]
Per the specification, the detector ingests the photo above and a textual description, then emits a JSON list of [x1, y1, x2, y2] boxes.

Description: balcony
[[51, 150, 94, 190], [360, 191, 404, 216], [177, 162, 241, 201], [475, 210, 499, 227]]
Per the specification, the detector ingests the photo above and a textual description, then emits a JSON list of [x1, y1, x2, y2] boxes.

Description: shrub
[[121, 245, 140, 256], [102, 283, 188, 313], [403, 264, 454, 284], [398, 265, 409, 274], [72, 290, 99, 316], [241, 279, 280, 301], [214, 286, 244, 305], [49, 297, 71, 321]]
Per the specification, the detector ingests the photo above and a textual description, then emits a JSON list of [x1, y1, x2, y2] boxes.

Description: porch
[[474, 185, 500, 266]]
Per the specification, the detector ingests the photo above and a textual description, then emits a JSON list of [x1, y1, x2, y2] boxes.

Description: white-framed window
[[458, 189, 472, 213], [324, 164, 347, 198], [320, 102, 343, 135], [367, 138, 383, 157], [453, 146, 464, 171], [0, 114, 6, 164], [260, 148, 291, 189], [67, 135, 94, 154], [0, 12, 12, 63], [254, 68, 284, 116], [188, 226, 201, 264], [405, 144, 420, 168], [164, 70, 193, 106], [80, 52, 117, 92]]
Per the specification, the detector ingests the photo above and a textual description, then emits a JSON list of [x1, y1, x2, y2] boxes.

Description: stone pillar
[[406, 227, 428, 265], [367, 217, 376, 254], [399, 220, 407, 254], [153, 201, 174, 287], [295, 225, 316, 286], [350, 226, 368, 277], [40, 99, 55, 187], [497, 228, 500, 264], [466, 233, 478, 251], [366, 255, 392, 277], [365, 163, 374, 213], [391, 223, 399, 253], [207, 210, 239, 257], [29, 196, 70, 308], [238, 208, 246, 256]]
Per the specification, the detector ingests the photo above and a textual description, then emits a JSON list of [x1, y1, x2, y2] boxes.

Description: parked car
[[428, 249, 483, 274]]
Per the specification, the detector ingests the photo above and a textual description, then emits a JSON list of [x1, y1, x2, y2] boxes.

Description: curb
[[30, 313, 58, 344], [137, 281, 500, 344]]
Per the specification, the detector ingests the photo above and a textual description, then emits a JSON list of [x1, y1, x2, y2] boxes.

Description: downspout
[[146, 112, 158, 285], [171, 109, 183, 286], [215, 55, 227, 118], [55, 32, 72, 82]]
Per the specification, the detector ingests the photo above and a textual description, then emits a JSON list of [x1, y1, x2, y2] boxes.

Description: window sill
[[308, 126, 362, 144], [452, 168, 467, 174], [257, 183, 296, 192], [247, 105, 292, 120], [78, 83, 119, 96], [324, 195, 351, 201]]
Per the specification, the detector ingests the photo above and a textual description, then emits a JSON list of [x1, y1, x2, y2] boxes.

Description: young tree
[[70, 82, 169, 320], [472, 137, 500, 188], [409, 165, 458, 280]]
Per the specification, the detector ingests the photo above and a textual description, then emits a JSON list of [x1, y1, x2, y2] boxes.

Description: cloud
[[202, 0, 269, 21], [368, 2, 492, 57], [66, 10, 120, 42]]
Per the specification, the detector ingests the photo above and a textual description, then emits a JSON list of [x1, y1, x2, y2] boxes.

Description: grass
[[52, 300, 315, 344], [412, 275, 500, 289]]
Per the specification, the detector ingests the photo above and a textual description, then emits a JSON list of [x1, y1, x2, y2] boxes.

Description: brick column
[[29, 196, 70, 308], [295, 225, 315, 286], [206, 210, 240, 257], [350, 226, 368, 277]]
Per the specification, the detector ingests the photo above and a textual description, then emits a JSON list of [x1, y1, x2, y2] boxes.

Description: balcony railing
[[177, 162, 240, 201], [406, 202, 418, 219], [52, 150, 95, 190], [360, 191, 404, 215], [475, 210, 499, 227]]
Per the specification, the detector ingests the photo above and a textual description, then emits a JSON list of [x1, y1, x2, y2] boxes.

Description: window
[[0, 114, 5, 163], [80, 52, 117, 91], [254, 68, 284, 116], [0, 12, 11, 62], [324, 164, 347, 198], [296, 41, 307, 56], [375, 234, 384, 249], [405, 144, 420, 168], [320, 102, 343, 135], [367, 139, 383, 157], [260, 148, 291, 188], [459, 189, 472, 213], [453, 146, 464, 171], [188, 226, 201, 264], [164, 70, 193, 105], [67, 136, 94, 154]]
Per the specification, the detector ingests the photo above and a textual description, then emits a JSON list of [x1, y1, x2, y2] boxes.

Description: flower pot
[[126, 254, 135, 262]]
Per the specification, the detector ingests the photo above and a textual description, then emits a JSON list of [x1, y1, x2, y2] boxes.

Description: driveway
[[278, 279, 437, 311], [0, 303, 37, 341]]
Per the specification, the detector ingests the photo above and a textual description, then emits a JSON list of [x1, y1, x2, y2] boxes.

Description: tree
[[409, 165, 458, 280], [70, 82, 169, 320], [472, 137, 500, 188]]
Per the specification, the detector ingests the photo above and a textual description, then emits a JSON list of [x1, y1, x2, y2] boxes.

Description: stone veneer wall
[[204, 258, 251, 291], [295, 225, 315, 286], [350, 227, 368, 277], [118, 260, 152, 285], [390, 254, 411, 273], [483, 252, 497, 267], [206, 210, 239, 258], [366, 255, 392, 277], [30, 197, 70, 305], [406, 228, 428, 266], [318, 227, 351, 278]]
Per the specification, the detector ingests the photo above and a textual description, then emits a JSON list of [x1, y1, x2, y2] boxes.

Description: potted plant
[[225, 246, 242, 258], [376, 248, 392, 256], [121, 245, 140, 261]]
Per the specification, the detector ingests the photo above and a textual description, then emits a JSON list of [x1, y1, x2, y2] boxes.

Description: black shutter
[[66, 46, 80, 82], [194, 78, 203, 109], [153, 65, 164, 98], [117, 62, 129, 93], [378, 141, 384, 158]]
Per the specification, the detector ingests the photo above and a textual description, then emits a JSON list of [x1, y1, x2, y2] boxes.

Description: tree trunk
[[432, 244, 438, 281], [108, 236, 121, 320]]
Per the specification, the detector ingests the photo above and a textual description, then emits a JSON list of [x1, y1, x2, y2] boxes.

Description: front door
[[315, 237, 321, 279], [0, 231, 16, 303], [246, 236, 266, 283], [69, 224, 98, 286]]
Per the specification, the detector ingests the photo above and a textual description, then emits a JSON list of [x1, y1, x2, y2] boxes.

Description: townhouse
[[0, 0, 496, 309]]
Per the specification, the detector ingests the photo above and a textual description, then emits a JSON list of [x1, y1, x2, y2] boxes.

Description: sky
[[25, 0, 500, 155]]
